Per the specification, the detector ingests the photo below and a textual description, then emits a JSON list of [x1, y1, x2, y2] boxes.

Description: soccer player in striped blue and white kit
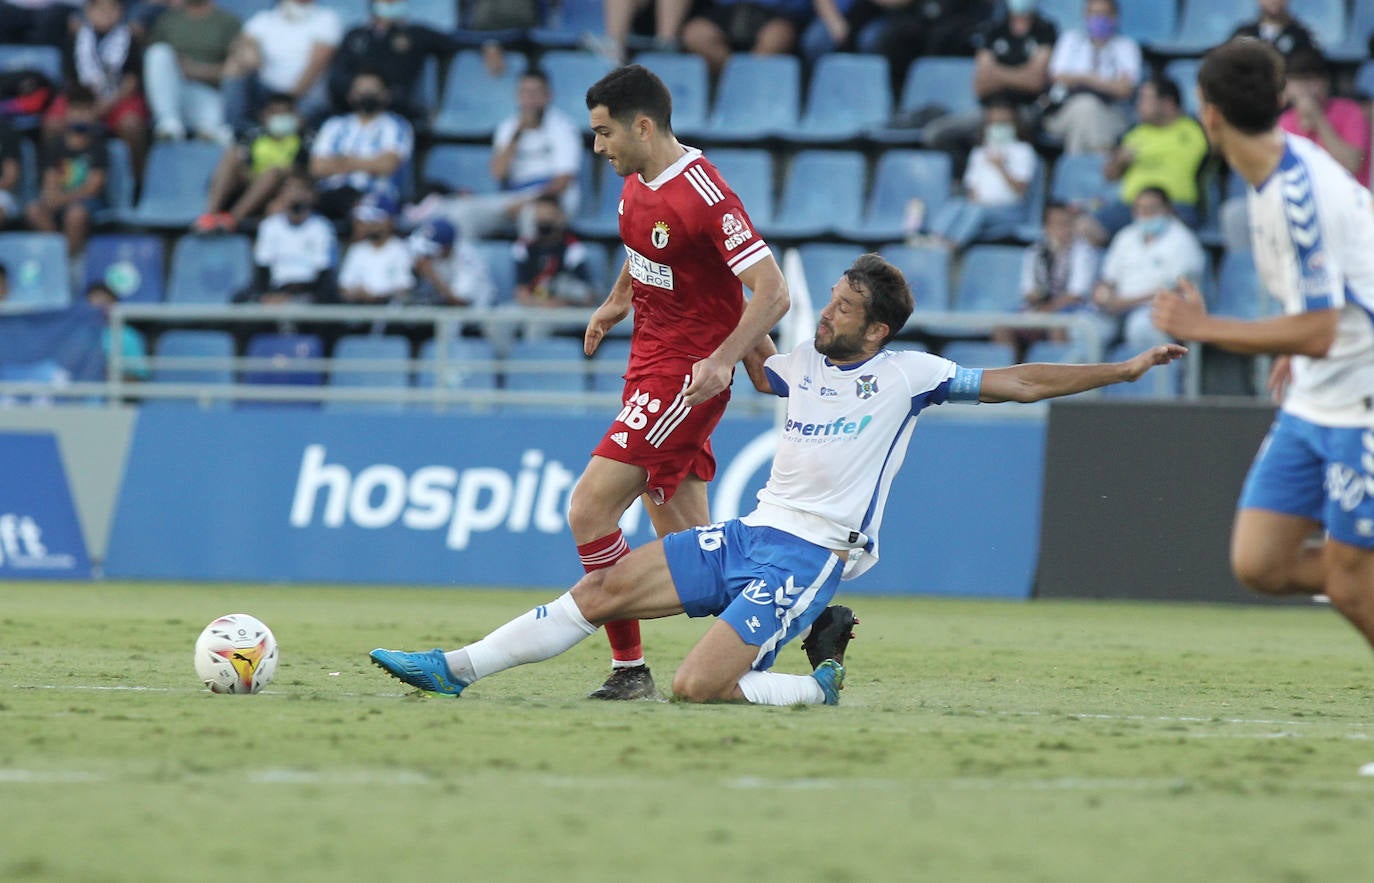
[[1154, 39, 1374, 652], [372, 255, 1182, 705]]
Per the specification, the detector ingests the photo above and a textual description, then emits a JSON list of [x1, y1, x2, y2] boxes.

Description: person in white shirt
[[369, 253, 1183, 705], [223, 0, 342, 130], [247, 173, 336, 304], [408, 217, 496, 308], [309, 69, 414, 220], [1093, 186, 1204, 354], [1153, 39, 1374, 655], [1042, 0, 1141, 154], [924, 98, 1037, 250], [338, 191, 412, 304]]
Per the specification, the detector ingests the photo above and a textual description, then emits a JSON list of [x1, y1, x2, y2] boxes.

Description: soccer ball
[[193, 613, 279, 694]]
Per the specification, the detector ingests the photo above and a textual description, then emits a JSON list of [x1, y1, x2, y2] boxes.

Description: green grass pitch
[[2, 581, 1372, 882]]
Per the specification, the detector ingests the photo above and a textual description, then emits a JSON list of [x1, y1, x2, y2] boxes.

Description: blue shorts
[[1238, 411, 1374, 548], [661, 520, 844, 672]]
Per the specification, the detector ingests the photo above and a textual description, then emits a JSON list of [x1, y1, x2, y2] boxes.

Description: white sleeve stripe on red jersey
[[684, 164, 725, 205], [727, 238, 770, 270]]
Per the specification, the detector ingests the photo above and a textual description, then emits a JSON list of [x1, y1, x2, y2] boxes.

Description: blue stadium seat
[[869, 57, 975, 143], [704, 55, 801, 141], [16, 137, 37, 203], [794, 53, 892, 143], [1119, 0, 1178, 46], [572, 160, 623, 239], [95, 138, 136, 225], [150, 330, 235, 409], [1024, 340, 1086, 364], [433, 50, 528, 140], [538, 50, 615, 124], [531, 0, 606, 47], [1152, 0, 1251, 55], [118, 141, 222, 229], [884, 243, 952, 313], [941, 341, 1017, 368], [708, 148, 775, 229], [0, 232, 70, 309], [1032, 0, 1082, 30], [765, 150, 865, 239], [1049, 152, 1113, 209], [1211, 250, 1271, 320], [417, 337, 501, 396], [476, 240, 517, 303], [839, 150, 950, 243], [166, 234, 253, 304], [503, 337, 589, 411], [0, 43, 62, 83], [953, 245, 1025, 313], [1334, 0, 1374, 61], [578, 239, 610, 293], [1357, 60, 1374, 101], [316, 0, 368, 28], [1162, 59, 1201, 117], [407, 0, 457, 31], [634, 52, 709, 135], [327, 334, 411, 412], [1289, 0, 1346, 51], [797, 243, 865, 312], [422, 144, 500, 194], [83, 234, 165, 303], [216, 0, 272, 21], [242, 333, 325, 387]]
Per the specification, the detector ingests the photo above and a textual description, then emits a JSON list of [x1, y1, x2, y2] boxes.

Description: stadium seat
[[572, 160, 623, 239], [531, 0, 607, 47], [422, 144, 501, 195], [0, 232, 70, 310], [0, 43, 62, 83], [503, 337, 589, 411], [577, 239, 610, 293], [953, 245, 1025, 313], [1289, 0, 1346, 52], [416, 337, 501, 399], [118, 141, 222, 228], [407, 0, 457, 31], [703, 55, 801, 142], [166, 234, 253, 304], [476, 240, 517, 304], [150, 330, 235, 409], [1162, 59, 1202, 117], [1118, 0, 1178, 47], [1023, 340, 1086, 364], [97, 138, 136, 224], [869, 57, 976, 144], [215, 0, 272, 20], [884, 243, 952, 313], [1031, 0, 1082, 30], [327, 334, 411, 412], [1152, 0, 1251, 55], [1211, 250, 1272, 320], [433, 50, 528, 140], [940, 341, 1017, 368], [708, 148, 775, 229], [241, 333, 325, 387], [538, 50, 615, 124], [634, 52, 709, 135], [316, 0, 368, 28], [797, 243, 865, 313], [839, 150, 950, 243], [1357, 60, 1374, 101], [16, 137, 36, 203], [793, 53, 892, 143], [1333, 0, 1374, 61], [1048, 152, 1113, 209], [764, 150, 866, 239], [589, 337, 631, 393], [83, 234, 165, 304]]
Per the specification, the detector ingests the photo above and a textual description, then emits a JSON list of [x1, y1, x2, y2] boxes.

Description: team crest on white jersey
[[651, 221, 670, 249], [855, 375, 879, 399]]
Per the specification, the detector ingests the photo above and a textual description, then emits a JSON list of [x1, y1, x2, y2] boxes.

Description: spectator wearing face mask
[[408, 218, 496, 308], [309, 68, 413, 221], [922, 99, 1037, 251], [1043, 0, 1140, 154], [512, 195, 596, 308], [195, 92, 308, 233], [328, 0, 454, 123], [223, 0, 342, 131], [245, 172, 337, 304], [338, 190, 412, 304]]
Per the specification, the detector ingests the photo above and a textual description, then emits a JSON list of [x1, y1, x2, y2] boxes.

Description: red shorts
[[591, 371, 730, 505]]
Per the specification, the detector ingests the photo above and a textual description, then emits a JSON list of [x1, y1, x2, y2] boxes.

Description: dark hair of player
[[585, 64, 673, 134], [1197, 38, 1285, 135], [847, 253, 914, 346]]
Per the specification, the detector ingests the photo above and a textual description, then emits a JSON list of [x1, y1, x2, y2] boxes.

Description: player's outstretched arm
[[978, 344, 1187, 403]]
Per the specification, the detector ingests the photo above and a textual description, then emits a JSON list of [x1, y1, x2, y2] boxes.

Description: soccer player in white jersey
[[371, 254, 1182, 705], [1153, 39, 1374, 650]]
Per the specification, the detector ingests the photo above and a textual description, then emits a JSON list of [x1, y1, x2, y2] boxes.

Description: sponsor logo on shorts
[[741, 578, 772, 605]]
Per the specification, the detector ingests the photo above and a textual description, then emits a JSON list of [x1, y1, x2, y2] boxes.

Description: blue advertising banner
[[0, 432, 92, 579], [105, 408, 1044, 597]]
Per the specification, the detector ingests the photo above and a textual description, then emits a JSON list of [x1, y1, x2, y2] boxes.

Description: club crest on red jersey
[[651, 221, 670, 249]]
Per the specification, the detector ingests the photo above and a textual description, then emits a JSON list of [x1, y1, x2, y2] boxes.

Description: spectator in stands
[[1042, 0, 1140, 154], [414, 68, 580, 240], [679, 0, 813, 77], [45, 0, 150, 178], [923, 99, 1037, 251], [26, 86, 108, 258], [328, 0, 453, 123], [872, 0, 998, 98], [244, 173, 337, 305], [923, 0, 1057, 155], [86, 281, 149, 380], [1092, 187, 1203, 352], [338, 190, 412, 304], [596, 0, 694, 63], [1230, 0, 1318, 59], [408, 217, 497, 308], [0, 0, 74, 46], [800, 0, 887, 63], [994, 200, 1105, 361], [194, 92, 306, 233], [0, 117, 20, 228], [309, 68, 413, 221], [223, 0, 342, 132], [512, 195, 596, 308], [142, 0, 240, 145], [1088, 76, 1208, 243]]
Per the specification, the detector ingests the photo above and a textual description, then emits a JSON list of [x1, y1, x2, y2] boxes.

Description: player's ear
[[864, 321, 889, 346], [635, 113, 653, 141]]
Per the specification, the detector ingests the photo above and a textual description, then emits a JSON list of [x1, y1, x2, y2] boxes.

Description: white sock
[[736, 671, 826, 706], [456, 592, 597, 682]]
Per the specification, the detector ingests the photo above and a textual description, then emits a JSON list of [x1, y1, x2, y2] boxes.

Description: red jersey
[[617, 147, 771, 380]]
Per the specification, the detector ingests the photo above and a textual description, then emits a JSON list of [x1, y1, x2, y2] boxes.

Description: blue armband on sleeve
[[948, 366, 983, 403]]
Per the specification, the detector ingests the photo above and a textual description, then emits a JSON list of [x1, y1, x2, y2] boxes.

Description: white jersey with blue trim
[[741, 341, 982, 580], [1248, 134, 1374, 426]]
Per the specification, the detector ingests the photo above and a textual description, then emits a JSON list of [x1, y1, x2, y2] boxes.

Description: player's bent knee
[[1231, 551, 1289, 595], [670, 667, 732, 703]]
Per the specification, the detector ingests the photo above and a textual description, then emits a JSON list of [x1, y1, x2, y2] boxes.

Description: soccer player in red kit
[[574, 64, 790, 699]]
